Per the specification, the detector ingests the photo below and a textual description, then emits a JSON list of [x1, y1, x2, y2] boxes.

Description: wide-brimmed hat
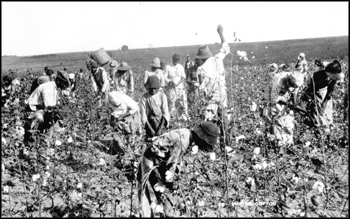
[[117, 62, 131, 71], [145, 75, 160, 89], [193, 121, 220, 146], [107, 91, 123, 107], [38, 76, 50, 84], [299, 53, 305, 58], [109, 60, 119, 68], [150, 57, 161, 68], [196, 45, 213, 59], [325, 60, 342, 74]]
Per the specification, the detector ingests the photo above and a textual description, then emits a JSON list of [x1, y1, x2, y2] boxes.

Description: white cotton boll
[[55, 140, 62, 146], [42, 178, 48, 186], [253, 164, 262, 170], [165, 171, 174, 182], [191, 145, 199, 155], [2, 164, 5, 172], [312, 181, 325, 193], [77, 182, 83, 189], [150, 201, 157, 210], [197, 200, 205, 207], [2, 137, 7, 145], [253, 147, 260, 155], [32, 174, 40, 182], [3, 185, 9, 193], [235, 135, 246, 143], [98, 158, 106, 166], [225, 146, 233, 153], [67, 136, 73, 143], [261, 161, 268, 169], [155, 204, 164, 213], [209, 152, 216, 160], [304, 141, 311, 147], [45, 171, 50, 178], [250, 102, 257, 112], [292, 174, 300, 184]]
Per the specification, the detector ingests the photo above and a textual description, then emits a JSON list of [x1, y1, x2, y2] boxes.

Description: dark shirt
[[305, 70, 336, 100]]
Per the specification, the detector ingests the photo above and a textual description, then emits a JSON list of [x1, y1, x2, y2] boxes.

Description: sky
[[2, 1, 349, 56]]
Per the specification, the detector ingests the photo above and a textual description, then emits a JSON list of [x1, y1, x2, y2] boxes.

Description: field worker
[[68, 73, 77, 98], [30, 75, 51, 94], [106, 91, 142, 156], [108, 60, 120, 87], [87, 60, 110, 107], [268, 63, 279, 77], [1, 74, 21, 107], [279, 63, 289, 71], [314, 59, 330, 70], [186, 60, 200, 110], [184, 54, 194, 72], [140, 75, 170, 139], [137, 121, 220, 217], [144, 57, 166, 91], [295, 53, 308, 74], [78, 68, 84, 80], [113, 62, 135, 97], [194, 24, 231, 147], [265, 72, 299, 148], [301, 60, 345, 131], [163, 54, 189, 121], [23, 72, 69, 144]]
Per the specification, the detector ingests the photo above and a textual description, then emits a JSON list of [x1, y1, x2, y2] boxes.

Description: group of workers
[[1, 23, 346, 217]]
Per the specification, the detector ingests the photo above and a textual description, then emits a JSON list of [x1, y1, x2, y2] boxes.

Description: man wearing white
[[163, 54, 188, 120], [195, 24, 231, 146], [87, 60, 110, 107]]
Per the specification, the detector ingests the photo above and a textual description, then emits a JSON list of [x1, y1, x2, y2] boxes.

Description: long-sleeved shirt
[[304, 70, 337, 101], [113, 70, 134, 94], [140, 91, 170, 126], [163, 63, 186, 89], [91, 67, 110, 93], [27, 81, 58, 111], [144, 69, 166, 88], [150, 128, 191, 171], [197, 42, 230, 107], [106, 91, 139, 118]]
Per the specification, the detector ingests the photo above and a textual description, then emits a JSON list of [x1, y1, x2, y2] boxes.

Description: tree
[[121, 45, 129, 51]]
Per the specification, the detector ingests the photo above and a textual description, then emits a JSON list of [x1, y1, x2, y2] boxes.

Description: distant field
[[1, 35, 348, 75]]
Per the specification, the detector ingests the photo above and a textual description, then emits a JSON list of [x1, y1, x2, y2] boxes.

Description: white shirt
[[91, 67, 110, 93], [27, 81, 58, 111], [164, 63, 186, 89], [197, 42, 230, 106], [106, 91, 139, 118]]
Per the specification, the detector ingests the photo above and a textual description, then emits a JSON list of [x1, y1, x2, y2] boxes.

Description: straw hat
[[109, 60, 119, 68], [193, 121, 220, 146], [195, 45, 213, 59], [117, 62, 131, 71], [38, 76, 50, 84], [145, 75, 160, 89], [150, 57, 161, 68]]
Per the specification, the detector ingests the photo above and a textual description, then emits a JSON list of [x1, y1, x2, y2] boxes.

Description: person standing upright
[[163, 54, 188, 121]]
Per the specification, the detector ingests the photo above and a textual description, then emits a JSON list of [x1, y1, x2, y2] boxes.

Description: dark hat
[[91, 61, 99, 68], [325, 60, 342, 74], [193, 121, 220, 146], [117, 62, 131, 71], [172, 54, 180, 61], [196, 45, 213, 59], [145, 75, 160, 89]]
